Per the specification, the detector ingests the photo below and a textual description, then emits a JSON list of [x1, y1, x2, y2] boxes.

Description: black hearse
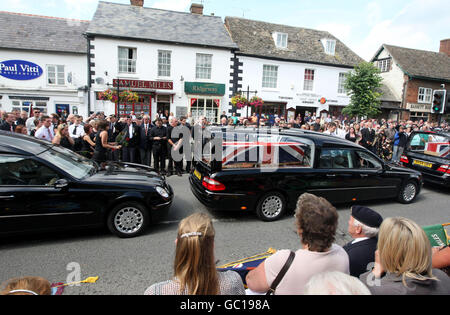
[[401, 130, 450, 187], [0, 131, 173, 238], [190, 127, 423, 221]]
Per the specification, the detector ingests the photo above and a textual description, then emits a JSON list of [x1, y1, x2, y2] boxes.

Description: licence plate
[[413, 159, 433, 168], [194, 169, 202, 180]]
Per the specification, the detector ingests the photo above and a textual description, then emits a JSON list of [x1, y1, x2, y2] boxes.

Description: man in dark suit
[[361, 122, 376, 153], [122, 115, 139, 163], [138, 115, 153, 167], [0, 113, 16, 132], [149, 118, 168, 174], [108, 115, 123, 161], [343, 206, 383, 277]]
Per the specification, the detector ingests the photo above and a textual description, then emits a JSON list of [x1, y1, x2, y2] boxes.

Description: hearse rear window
[[408, 133, 450, 160], [221, 135, 314, 169]]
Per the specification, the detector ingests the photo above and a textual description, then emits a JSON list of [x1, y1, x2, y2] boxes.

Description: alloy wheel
[[114, 207, 144, 235]]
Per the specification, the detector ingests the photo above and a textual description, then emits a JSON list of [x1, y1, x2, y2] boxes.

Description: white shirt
[[34, 126, 55, 142], [351, 237, 370, 245], [68, 124, 84, 138], [128, 124, 134, 139]]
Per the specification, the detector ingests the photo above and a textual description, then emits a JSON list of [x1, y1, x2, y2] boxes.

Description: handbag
[[266, 251, 296, 295]]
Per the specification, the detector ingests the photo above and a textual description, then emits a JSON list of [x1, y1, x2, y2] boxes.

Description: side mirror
[[54, 179, 69, 189]]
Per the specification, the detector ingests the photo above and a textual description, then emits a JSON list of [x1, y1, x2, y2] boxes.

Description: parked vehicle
[[401, 131, 450, 187], [0, 131, 173, 238], [190, 127, 423, 221]]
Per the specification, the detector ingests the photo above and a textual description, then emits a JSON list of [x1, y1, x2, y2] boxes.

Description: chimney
[[439, 39, 450, 57], [190, 3, 204, 15], [130, 0, 144, 6]]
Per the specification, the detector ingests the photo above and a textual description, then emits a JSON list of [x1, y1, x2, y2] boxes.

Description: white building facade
[[236, 55, 355, 119], [225, 17, 365, 120], [0, 12, 89, 117], [87, 1, 237, 124]]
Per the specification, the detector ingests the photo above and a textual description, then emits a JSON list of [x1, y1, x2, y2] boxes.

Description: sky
[[1, 0, 449, 61]]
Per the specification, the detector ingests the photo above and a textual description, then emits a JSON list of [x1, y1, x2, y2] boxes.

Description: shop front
[[111, 79, 174, 119], [406, 102, 432, 121], [185, 82, 225, 124]]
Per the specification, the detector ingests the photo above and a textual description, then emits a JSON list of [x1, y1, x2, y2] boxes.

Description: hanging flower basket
[[250, 96, 264, 107], [120, 90, 139, 103], [231, 94, 248, 109], [99, 89, 138, 103]]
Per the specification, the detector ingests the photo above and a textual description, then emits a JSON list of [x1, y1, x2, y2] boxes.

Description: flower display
[[99, 89, 139, 103], [250, 96, 264, 107], [231, 94, 248, 109]]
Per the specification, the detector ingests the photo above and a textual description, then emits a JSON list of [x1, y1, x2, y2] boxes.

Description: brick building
[[371, 40, 450, 121]]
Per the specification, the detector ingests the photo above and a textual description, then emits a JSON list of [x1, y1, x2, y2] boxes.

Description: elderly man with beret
[[343, 206, 383, 277]]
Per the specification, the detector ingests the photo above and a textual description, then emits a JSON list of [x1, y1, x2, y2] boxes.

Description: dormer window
[[273, 32, 288, 49], [322, 39, 336, 55]]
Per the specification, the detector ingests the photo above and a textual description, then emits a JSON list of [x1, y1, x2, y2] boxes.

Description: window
[[196, 54, 212, 79], [338, 73, 347, 94], [324, 39, 336, 55], [190, 98, 219, 124], [158, 50, 171, 77], [303, 69, 315, 91], [274, 32, 288, 49], [118, 47, 137, 73], [418, 87, 432, 103], [0, 156, 60, 186], [319, 149, 353, 169], [220, 135, 314, 169], [262, 65, 278, 89], [353, 151, 382, 169], [408, 133, 449, 160], [11, 100, 47, 114], [377, 59, 391, 72], [47, 65, 65, 85]]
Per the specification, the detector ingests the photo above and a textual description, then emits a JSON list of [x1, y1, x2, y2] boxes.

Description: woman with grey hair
[[304, 271, 371, 295]]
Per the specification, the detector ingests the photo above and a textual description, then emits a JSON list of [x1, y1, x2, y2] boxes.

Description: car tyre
[[256, 192, 286, 222], [107, 201, 149, 238], [397, 181, 418, 204]]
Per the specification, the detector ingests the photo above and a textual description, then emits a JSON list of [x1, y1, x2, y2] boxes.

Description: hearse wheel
[[397, 181, 418, 204], [107, 201, 149, 238], [256, 192, 286, 222]]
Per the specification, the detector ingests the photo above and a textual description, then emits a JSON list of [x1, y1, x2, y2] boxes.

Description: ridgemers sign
[[113, 79, 173, 90], [0, 60, 43, 80]]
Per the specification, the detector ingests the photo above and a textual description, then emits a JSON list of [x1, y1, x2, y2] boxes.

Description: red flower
[[126, 137, 130, 142]]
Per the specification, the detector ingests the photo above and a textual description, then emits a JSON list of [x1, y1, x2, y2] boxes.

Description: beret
[[351, 205, 383, 228]]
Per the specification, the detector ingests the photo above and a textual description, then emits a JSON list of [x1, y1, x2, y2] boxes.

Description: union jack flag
[[425, 142, 450, 158], [222, 138, 307, 167]]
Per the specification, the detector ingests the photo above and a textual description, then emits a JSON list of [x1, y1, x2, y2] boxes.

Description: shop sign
[[185, 82, 225, 95], [407, 103, 432, 112], [0, 60, 43, 80], [113, 79, 173, 90]]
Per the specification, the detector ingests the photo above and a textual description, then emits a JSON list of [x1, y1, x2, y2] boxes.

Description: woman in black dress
[[345, 126, 358, 143], [93, 120, 121, 167], [80, 124, 95, 158], [52, 124, 75, 150]]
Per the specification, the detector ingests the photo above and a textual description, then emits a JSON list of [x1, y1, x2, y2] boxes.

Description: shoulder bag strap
[[266, 251, 296, 295]]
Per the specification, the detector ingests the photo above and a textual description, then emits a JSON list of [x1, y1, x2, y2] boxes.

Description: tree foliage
[[342, 62, 383, 119]]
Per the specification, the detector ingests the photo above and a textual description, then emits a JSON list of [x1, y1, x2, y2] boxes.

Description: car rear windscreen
[[408, 133, 450, 160]]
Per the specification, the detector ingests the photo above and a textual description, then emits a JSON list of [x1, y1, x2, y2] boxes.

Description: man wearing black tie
[[139, 115, 153, 167], [150, 118, 168, 174], [107, 114, 122, 161], [361, 122, 376, 154], [122, 115, 139, 163]]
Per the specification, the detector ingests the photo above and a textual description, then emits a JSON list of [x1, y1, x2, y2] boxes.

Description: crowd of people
[[1, 109, 449, 172], [1, 109, 449, 296], [1, 193, 449, 295]]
